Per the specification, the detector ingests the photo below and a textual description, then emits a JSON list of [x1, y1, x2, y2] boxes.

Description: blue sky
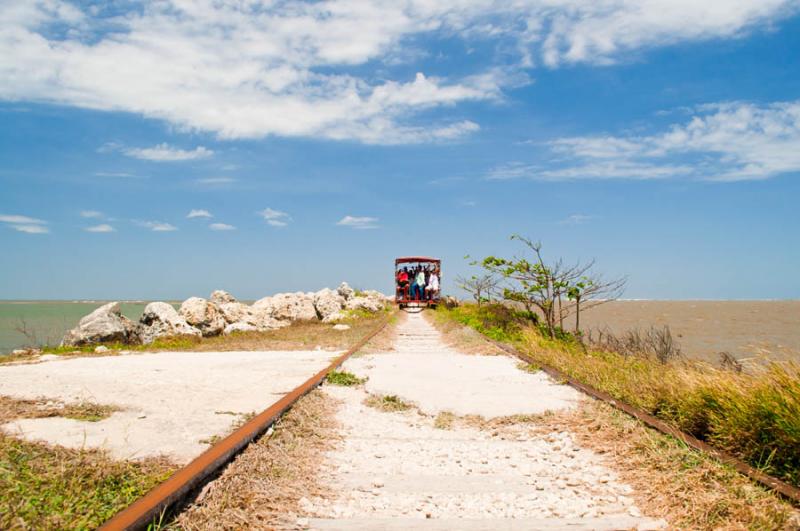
[[1, 1, 799, 300]]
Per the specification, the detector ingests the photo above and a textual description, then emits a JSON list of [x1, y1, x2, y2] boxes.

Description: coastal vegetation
[[0, 396, 176, 529], [436, 301, 800, 489]]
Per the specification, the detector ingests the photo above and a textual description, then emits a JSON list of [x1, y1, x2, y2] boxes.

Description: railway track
[[101, 308, 797, 529], [100, 314, 392, 531]]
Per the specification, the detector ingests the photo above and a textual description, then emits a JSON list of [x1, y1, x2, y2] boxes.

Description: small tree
[[455, 273, 499, 308], [481, 235, 626, 338]]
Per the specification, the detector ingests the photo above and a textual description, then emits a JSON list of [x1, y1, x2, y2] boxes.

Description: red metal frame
[[394, 256, 441, 306]]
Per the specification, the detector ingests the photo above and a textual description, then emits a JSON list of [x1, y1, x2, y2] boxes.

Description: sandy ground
[[0, 350, 339, 463], [566, 300, 800, 363], [300, 313, 665, 530]]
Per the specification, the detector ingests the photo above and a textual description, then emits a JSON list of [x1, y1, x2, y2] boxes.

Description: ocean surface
[[0, 301, 178, 354], [1, 300, 798, 362]]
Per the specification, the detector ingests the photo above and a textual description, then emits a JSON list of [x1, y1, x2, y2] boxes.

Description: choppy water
[[0, 301, 178, 354]]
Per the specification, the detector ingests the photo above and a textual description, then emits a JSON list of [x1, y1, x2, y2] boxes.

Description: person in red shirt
[[397, 268, 409, 299]]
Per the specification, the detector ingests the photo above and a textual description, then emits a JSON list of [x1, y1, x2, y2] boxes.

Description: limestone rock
[[94, 345, 110, 353], [61, 302, 137, 347], [223, 322, 258, 335], [218, 301, 255, 324], [254, 292, 317, 321], [313, 288, 346, 322], [337, 282, 355, 301], [137, 302, 202, 345], [345, 290, 386, 313], [179, 297, 225, 337], [210, 290, 237, 305], [333, 324, 351, 331]]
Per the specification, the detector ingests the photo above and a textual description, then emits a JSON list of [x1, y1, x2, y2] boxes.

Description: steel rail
[[100, 314, 392, 531], [484, 337, 800, 505]]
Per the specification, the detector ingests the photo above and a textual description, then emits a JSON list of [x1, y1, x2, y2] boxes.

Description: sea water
[[0, 301, 178, 354]]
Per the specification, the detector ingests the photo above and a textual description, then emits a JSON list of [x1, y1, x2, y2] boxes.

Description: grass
[[0, 396, 119, 423], [0, 396, 176, 530], [437, 303, 800, 490], [326, 370, 367, 386], [433, 411, 455, 430], [364, 394, 413, 412]]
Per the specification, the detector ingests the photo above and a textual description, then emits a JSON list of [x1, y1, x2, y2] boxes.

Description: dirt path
[[297, 312, 666, 530]]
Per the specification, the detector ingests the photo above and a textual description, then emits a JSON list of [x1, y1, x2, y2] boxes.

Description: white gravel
[[0, 350, 339, 463], [300, 312, 666, 530]]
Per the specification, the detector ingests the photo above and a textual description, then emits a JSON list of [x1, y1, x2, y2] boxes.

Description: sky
[[1, 0, 799, 300]]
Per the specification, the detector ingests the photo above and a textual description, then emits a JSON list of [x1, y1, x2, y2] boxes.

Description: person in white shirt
[[426, 269, 439, 300]]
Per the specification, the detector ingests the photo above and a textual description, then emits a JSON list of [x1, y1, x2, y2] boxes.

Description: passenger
[[427, 269, 440, 300], [412, 267, 426, 301], [397, 268, 409, 299]]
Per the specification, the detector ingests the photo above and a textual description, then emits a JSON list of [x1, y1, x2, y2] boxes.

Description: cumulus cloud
[[4, 1, 791, 144], [337, 215, 379, 229], [258, 208, 291, 227], [0, 214, 49, 234], [137, 221, 178, 232], [124, 144, 213, 162], [209, 223, 236, 231], [187, 209, 212, 219], [85, 224, 115, 233], [492, 100, 800, 181]]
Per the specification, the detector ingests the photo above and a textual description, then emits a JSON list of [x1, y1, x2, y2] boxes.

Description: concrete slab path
[[300, 312, 665, 530]]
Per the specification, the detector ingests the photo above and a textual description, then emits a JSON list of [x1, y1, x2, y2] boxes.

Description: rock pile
[[60, 283, 388, 347]]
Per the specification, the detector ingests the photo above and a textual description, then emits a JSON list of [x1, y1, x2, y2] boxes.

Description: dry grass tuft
[[175, 389, 339, 530], [0, 395, 119, 423], [433, 411, 455, 430], [364, 394, 413, 413], [527, 400, 800, 530]]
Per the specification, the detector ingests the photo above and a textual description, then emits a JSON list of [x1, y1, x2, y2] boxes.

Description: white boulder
[[223, 322, 258, 335], [337, 282, 355, 300], [345, 290, 387, 313], [332, 324, 351, 331], [179, 297, 225, 337], [137, 302, 202, 344], [313, 288, 346, 322], [210, 290, 237, 305], [254, 292, 317, 321], [61, 302, 137, 347]]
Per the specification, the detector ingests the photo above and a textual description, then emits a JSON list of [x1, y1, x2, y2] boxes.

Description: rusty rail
[[485, 337, 800, 505], [100, 314, 392, 530]]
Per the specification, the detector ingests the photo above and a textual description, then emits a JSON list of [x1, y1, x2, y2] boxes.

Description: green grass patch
[[365, 394, 412, 412], [326, 370, 367, 386], [437, 303, 800, 488], [0, 434, 175, 530]]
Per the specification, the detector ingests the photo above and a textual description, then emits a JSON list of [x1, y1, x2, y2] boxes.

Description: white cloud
[[513, 100, 800, 181], [0, 214, 49, 234], [258, 208, 291, 227], [137, 221, 178, 232], [559, 214, 594, 225], [11, 224, 49, 234], [5, 1, 790, 144], [0, 214, 46, 225], [187, 209, 213, 219], [209, 223, 236, 231], [337, 215, 379, 229], [124, 144, 213, 162], [94, 171, 140, 178], [85, 224, 115, 233], [80, 210, 103, 218], [195, 177, 236, 186]]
